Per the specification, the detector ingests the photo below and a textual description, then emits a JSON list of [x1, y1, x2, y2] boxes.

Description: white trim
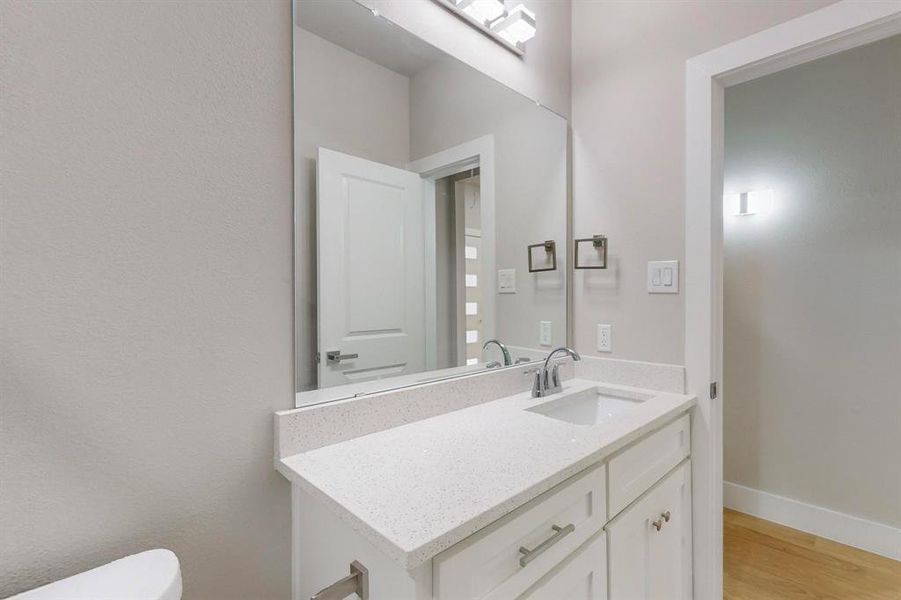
[[408, 135, 497, 347], [724, 481, 901, 561], [423, 177, 438, 370], [684, 3, 901, 599], [291, 485, 301, 600]]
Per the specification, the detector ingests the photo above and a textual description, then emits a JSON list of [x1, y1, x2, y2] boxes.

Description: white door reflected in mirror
[[317, 148, 426, 388]]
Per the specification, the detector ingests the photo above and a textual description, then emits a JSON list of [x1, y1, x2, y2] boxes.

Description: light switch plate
[[539, 321, 552, 346], [498, 269, 516, 294], [647, 260, 679, 294]]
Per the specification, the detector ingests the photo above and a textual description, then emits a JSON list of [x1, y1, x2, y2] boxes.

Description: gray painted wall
[[723, 35, 901, 526], [570, 0, 837, 364], [0, 1, 293, 597]]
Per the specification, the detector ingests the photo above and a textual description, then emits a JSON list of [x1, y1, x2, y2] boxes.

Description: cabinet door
[[606, 460, 691, 600], [518, 532, 607, 600]]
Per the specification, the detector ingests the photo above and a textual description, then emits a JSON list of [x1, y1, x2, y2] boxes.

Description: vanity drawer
[[607, 413, 690, 518], [517, 531, 607, 600], [434, 464, 606, 600]]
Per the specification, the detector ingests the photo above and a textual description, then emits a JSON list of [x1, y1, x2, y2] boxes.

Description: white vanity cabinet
[[606, 460, 692, 600], [291, 411, 692, 600], [433, 465, 606, 600], [518, 532, 607, 600]]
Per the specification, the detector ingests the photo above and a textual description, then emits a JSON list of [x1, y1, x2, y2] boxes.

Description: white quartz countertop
[[277, 378, 695, 571]]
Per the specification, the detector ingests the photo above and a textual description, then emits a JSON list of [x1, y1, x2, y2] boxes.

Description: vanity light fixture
[[492, 4, 537, 47], [431, 0, 536, 56], [457, 0, 506, 25]]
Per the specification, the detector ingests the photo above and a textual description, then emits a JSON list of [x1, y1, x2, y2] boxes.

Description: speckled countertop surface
[[278, 378, 695, 571]]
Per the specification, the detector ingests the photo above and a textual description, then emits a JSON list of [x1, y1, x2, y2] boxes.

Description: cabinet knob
[[652, 510, 671, 531]]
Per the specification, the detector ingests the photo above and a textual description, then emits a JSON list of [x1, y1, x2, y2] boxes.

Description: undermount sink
[[526, 386, 654, 426]]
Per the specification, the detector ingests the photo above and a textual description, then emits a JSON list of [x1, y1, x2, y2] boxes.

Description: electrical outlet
[[597, 324, 612, 352], [539, 321, 552, 346]]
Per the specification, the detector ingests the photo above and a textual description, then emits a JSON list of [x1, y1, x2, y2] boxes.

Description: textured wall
[[570, 0, 837, 364], [724, 35, 901, 527], [0, 1, 294, 597]]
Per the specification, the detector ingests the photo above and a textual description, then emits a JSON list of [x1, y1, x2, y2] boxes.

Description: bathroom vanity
[[276, 375, 695, 600], [284, 3, 696, 598]]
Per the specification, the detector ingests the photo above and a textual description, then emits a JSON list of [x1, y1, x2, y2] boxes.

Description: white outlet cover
[[539, 321, 552, 346], [597, 324, 612, 352], [498, 269, 516, 294], [647, 260, 679, 294]]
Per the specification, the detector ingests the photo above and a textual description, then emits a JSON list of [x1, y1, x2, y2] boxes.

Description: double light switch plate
[[647, 261, 679, 293], [498, 269, 516, 294]]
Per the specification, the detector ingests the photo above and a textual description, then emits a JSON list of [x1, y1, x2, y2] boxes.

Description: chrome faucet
[[532, 347, 581, 397], [482, 339, 512, 366]]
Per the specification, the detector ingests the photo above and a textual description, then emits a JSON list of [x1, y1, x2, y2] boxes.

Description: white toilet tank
[[8, 549, 182, 600]]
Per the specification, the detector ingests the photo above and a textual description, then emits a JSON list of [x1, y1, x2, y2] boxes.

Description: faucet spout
[[542, 346, 581, 373], [482, 339, 512, 366], [533, 346, 581, 398]]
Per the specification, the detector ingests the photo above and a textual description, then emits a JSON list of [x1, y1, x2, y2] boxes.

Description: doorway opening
[[434, 168, 486, 370], [721, 34, 901, 597], [683, 4, 901, 599]]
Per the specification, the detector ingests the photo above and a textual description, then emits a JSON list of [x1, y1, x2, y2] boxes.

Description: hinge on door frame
[[710, 381, 718, 399]]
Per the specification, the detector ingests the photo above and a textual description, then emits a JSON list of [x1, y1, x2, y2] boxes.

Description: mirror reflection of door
[[434, 169, 485, 370], [295, 0, 568, 401], [317, 148, 426, 388], [457, 172, 484, 367], [318, 150, 490, 387]]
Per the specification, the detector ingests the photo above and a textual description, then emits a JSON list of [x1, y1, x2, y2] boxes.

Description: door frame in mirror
[[409, 135, 496, 372]]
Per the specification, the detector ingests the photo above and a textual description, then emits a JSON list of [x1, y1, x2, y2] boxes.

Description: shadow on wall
[[296, 156, 318, 392]]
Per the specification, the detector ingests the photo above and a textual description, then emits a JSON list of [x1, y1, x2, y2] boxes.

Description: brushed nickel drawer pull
[[652, 518, 664, 531], [518, 523, 575, 567], [662, 510, 671, 522]]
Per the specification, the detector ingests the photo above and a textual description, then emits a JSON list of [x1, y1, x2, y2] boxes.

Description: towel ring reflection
[[527, 240, 557, 273]]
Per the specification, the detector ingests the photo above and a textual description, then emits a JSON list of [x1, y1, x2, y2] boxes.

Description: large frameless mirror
[[294, 0, 569, 406]]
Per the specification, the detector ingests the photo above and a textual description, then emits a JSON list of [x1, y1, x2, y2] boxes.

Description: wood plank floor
[[724, 509, 901, 599]]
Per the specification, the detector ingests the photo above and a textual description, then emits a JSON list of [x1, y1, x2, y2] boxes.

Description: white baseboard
[[724, 481, 901, 561]]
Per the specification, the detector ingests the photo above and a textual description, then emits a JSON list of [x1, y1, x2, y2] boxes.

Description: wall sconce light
[[432, 0, 537, 56], [725, 189, 774, 216]]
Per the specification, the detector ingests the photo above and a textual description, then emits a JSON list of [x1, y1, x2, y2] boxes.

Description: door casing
[[683, 3, 901, 599], [408, 135, 497, 367]]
